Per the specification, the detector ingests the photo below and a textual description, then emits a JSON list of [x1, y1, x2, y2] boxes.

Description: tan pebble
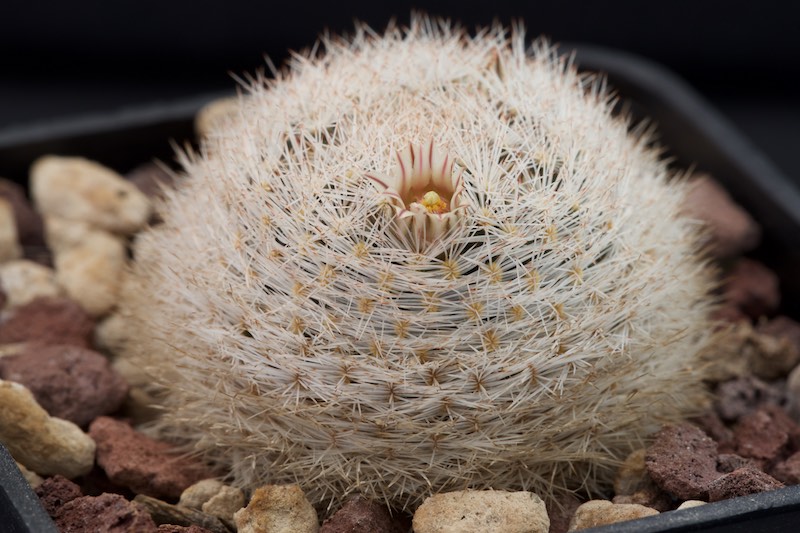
[[412, 490, 549, 533], [112, 359, 161, 425], [44, 215, 125, 255], [0, 379, 95, 478], [614, 449, 650, 496], [234, 484, 319, 533], [55, 231, 126, 316], [568, 500, 658, 531], [677, 500, 707, 510], [31, 156, 151, 234], [180, 479, 226, 509], [112, 357, 150, 388], [0, 343, 26, 359], [94, 313, 132, 356], [15, 461, 44, 488], [0, 259, 62, 308], [697, 322, 752, 382], [0, 198, 22, 263], [202, 485, 246, 523], [746, 328, 800, 380], [195, 96, 241, 139]]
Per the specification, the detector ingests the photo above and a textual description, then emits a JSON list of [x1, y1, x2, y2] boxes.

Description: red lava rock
[[89, 417, 210, 501], [723, 258, 780, 319], [691, 412, 735, 452], [53, 493, 158, 533], [0, 296, 95, 348], [0, 178, 45, 247], [733, 405, 799, 461], [714, 376, 787, 423], [320, 495, 406, 533], [717, 454, 761, 474], [771, 451, 800, 484], [156, 526, 214, 533], [0, 344, 128, 427], [711, 304, 749, 325], [35, 475, 83, 517], [706, 467, 784, 502], [645, 423, 721, 500], [79, 464, 136, 500], [683, 174, 761, 258]]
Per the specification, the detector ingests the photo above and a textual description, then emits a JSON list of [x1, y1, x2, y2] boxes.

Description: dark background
[[1, 1, 798, 180]]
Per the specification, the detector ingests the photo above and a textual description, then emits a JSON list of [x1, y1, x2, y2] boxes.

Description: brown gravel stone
[[90, 417, 210, 501], [645, 423, 721, 500], [0, 296, 95, 347], [0, 344, 128, 427], [321, 495, 405, 533], [0, 178, 45, 247], [706, 467, 784, 502], [35, 475, 83, 517], [157, 526, 215, 533], [714, 376, 787, 423], [54, 492, 158, 532], [758, 315, 800, 349], [126, 162, 177, 200], [733, 405, 799, 461], [724, 258, 780, 319], [683, 174, 761, 258], [771, 451, 800, 484], [546, 492, 582, 533], [133, 494, 230, 533], [612, 486, 673, 513]]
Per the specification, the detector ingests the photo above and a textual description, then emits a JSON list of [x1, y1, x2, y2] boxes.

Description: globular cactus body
[[121, 18, 714, 511]]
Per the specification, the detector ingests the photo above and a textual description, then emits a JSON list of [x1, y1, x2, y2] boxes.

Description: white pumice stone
[[0, 198, 22, 263], [0, 379, 96, 479], [31, 155, 151, 234], [0, 259, 62, 308], [54, 231, 127, 316]]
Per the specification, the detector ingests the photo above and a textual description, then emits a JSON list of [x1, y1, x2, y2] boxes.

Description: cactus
[[120, 18, 715, 511]]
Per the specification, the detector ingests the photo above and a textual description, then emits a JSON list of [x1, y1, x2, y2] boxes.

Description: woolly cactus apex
[[120, 18, 716, 512]]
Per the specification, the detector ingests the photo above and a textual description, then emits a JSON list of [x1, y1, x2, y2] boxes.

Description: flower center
[[366, 141, 467, 248], [420, 190, 448, 214]]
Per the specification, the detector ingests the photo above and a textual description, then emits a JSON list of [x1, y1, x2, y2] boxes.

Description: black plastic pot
[[1, 45, 799, 533]]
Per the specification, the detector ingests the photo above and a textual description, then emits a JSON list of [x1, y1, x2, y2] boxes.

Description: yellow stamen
[[420, 190, 448, 214]]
